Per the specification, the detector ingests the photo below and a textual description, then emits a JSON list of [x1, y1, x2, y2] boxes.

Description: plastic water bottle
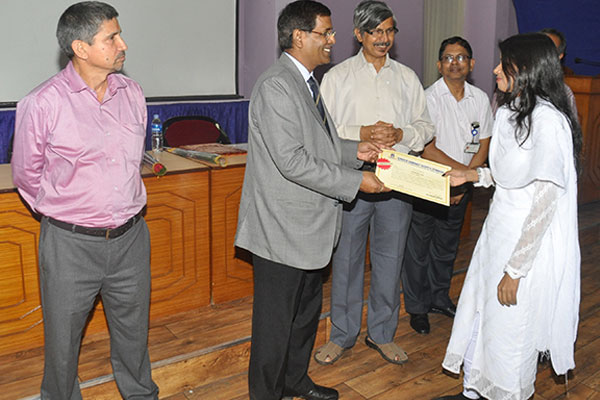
[[151, 114, 163, 152]]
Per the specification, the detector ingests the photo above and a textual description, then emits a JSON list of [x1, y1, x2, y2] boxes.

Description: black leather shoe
[[409, 313, 430, 334], [429, 303, 457, 318], [282, 384, 339, 400], [433, 392, 471, 399]]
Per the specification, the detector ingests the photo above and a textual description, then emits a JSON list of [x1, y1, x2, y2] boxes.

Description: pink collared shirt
[[11, 61, 147, 228]]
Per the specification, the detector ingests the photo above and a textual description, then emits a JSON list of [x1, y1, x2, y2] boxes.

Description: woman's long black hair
[[496, 33, 582, 174]]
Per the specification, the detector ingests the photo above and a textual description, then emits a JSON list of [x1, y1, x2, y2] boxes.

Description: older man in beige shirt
[[314, 0, 433, 366]]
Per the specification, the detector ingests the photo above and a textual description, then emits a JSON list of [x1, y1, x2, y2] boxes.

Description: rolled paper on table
[[143, 152, 167, 176], [164, 147, 227, 167]]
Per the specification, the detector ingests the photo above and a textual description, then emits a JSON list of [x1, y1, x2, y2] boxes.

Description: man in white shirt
[[402, 36, 492, 335], [540, 28, 578, 116], [314, 0, 434, 366]]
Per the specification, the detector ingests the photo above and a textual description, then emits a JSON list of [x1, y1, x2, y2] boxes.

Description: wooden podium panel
[[209, 165, 254, 304], [83, 171, 212, 334], [0, 192, 44, 356], [0, 169, 211, 356], [565, 75, 600, 203], [144, 171, 211, 311]]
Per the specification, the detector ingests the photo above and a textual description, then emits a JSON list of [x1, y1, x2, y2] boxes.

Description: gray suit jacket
[[235, 54, 364, 270]]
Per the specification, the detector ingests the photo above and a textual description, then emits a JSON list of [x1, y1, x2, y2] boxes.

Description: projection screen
[[1, 0, 238, 105]]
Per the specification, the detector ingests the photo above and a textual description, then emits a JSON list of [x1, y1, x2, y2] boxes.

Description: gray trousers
[[330, 192, 412, 347], [401, 193, 470, 314], [38, 217, 158, 400]]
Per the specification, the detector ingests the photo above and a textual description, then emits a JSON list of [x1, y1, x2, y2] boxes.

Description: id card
[[464, 142, 480, 154], [467, 122, 481, 154]]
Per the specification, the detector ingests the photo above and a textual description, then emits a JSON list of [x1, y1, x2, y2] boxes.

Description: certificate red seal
[[377, 158, 391, 170]]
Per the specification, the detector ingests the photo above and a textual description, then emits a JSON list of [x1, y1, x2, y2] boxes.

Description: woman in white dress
[[435, 33, 583, 400]]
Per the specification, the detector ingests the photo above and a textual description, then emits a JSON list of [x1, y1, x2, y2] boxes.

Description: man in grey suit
[[234, 1, 387, 399]]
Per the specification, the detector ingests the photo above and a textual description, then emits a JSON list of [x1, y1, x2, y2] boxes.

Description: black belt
[[47, 211, 143, 239]]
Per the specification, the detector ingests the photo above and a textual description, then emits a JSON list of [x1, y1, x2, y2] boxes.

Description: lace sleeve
[[504, 181, 559, 279], [474, 167, 494, 188]]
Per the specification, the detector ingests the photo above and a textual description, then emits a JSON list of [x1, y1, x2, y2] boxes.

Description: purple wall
[[238, 0, 517, 99], [238, 0, 426, 97], [390, 0, 425, 80], [316, 0, 425, 78], [464, 0, 518, 97], [238, 0, 278, 98], [316, 0, 425, 82]]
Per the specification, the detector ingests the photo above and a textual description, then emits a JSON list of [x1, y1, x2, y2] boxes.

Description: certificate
[[376, 149, 451, 206]]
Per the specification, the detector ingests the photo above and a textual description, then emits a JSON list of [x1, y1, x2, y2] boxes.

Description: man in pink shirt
[[11, 2, 158, 398]]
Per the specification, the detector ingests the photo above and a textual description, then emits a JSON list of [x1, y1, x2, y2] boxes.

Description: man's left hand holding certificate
[[376, 149, 451, 206]]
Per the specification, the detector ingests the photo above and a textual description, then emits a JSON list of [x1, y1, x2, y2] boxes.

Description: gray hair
[[353, 0, 396, 34], [56, 1, 119, 59]]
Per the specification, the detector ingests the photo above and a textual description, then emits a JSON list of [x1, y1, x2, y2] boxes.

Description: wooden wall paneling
[[81, 170, 212, 334], [144, 171, 212, 314], [0, 168, 212, 356], [209, 166, 254, 304], [0, 192, 44, 356], [565, 76, 600, 203]]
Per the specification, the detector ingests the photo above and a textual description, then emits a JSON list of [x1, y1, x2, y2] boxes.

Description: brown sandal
[[314, 341, 348, 365], [365, 336, 408, 365]]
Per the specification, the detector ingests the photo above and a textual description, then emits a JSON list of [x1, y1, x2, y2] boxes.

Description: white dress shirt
[[320, 49, 434, 153], [425, 77, 493, 165], [284, 52, 315, 96]]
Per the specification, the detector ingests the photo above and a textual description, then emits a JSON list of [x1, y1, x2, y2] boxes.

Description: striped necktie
[[307, 76, 330, 134]]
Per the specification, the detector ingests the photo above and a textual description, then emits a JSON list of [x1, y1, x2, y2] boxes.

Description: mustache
[[374, 41, 391, 47], [117, 51, 126, 59]]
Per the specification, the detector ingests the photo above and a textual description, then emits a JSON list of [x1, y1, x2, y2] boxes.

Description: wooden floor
[[1, 187, 598, 400]]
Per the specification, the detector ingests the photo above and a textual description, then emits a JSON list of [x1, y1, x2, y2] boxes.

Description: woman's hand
[[497, 273, 520, 306], [445, 168, 478, 187]]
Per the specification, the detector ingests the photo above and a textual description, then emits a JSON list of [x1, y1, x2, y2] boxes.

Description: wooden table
[[0, 148, 475, 357], [0, 152, 253, 357]]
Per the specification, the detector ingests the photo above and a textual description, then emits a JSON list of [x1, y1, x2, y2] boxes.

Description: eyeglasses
[[307, 30, 336, 40], [364, 27, 398, 37], [440, 54, 471, 64]]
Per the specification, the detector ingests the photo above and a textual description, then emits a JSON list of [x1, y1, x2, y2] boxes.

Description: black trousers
[[249, 254, 323, 400], [401, 192, 470, 314]]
